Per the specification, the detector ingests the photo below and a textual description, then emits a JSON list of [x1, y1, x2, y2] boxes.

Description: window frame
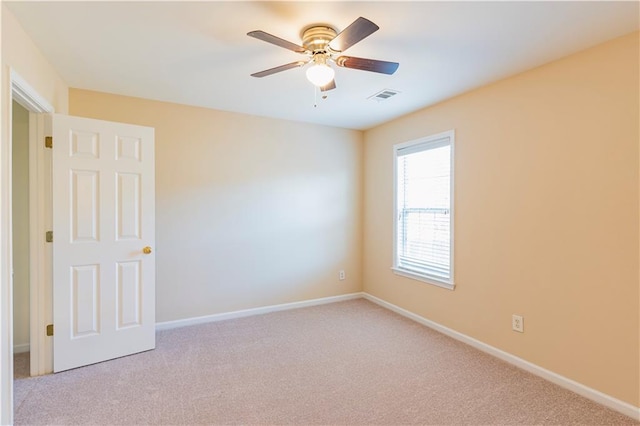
[[392, 130, 455, 290]]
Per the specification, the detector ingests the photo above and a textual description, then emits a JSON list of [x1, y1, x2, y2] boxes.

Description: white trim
[[391, 267, 454, 290], [29, 113, 53, 376], [1, 64, 14, 426], [362, 293, 640, 421], [10, 70, 53, 114], [13, 69, 54, 379], [13, 343, 29, 354], [392, 130, 455, 288], [156, 293, 364, 331], [393, 130, 454, 152], [155, 291, 639, 420], [5, 283, 639, 421]]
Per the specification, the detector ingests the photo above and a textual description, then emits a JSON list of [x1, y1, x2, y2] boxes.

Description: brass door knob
[[143, 246, 152, 254]]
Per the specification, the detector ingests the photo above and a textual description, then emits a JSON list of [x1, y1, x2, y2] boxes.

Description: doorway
[[4, 72, 156, 424], [2, 71, 55, 425]]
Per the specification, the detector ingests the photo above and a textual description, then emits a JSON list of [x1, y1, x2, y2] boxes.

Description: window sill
[[391, 267, 455, 291]]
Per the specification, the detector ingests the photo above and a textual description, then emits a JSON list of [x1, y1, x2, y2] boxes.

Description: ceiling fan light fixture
[[306, 63, 335, 87], [249, 17, 397, 91]]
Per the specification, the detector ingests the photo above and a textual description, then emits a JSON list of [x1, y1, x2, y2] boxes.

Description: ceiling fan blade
[[336, 56, 399, 75], [247, 30, 307, 53], [250, 61, 308, 78], [328, 17, 379, 52], [320, 80, 336, 92]]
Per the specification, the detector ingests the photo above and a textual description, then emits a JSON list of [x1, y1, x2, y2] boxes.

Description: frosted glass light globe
[[306, 63, 335, 87]]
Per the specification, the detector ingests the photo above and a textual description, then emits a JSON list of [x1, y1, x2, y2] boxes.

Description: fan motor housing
[[301, 25, 337, 51]]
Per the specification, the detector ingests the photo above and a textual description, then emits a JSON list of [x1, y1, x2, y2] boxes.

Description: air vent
[[368, 89, 400, 102]]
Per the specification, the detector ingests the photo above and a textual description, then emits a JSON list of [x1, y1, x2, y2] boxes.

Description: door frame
[[1, 67, 54, 425], [14, 71, 54, 377]]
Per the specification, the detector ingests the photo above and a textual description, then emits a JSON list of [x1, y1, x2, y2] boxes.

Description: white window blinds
[[394, 132, 453, 287]]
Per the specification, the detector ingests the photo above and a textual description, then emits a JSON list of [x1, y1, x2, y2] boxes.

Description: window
[[393, 130, 454, 289]]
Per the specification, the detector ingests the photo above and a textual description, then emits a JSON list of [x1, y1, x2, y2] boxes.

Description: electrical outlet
[[512, 315, 524, 333], [339, 270, 345, 281]]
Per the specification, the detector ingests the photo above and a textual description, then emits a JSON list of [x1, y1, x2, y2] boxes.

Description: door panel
[[71, 264, 99, 337], [116, 260, 141, 329], [52, 114, 155, 372], [116, 172, 141, 240], [71, 170, 99, 242]]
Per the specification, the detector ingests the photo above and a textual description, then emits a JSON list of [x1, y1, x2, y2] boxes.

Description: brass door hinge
[[45, 136, 53, 149], [46, 231, 53, 243], [46, 324, 54, 336]]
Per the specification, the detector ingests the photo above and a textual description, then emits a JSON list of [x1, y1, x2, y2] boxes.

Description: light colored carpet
[[13, 299, 638, 425]]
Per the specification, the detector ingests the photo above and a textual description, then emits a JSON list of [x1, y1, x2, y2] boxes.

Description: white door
[[51, 114, 155, 372]]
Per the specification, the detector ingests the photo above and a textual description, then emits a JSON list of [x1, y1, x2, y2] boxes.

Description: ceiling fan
[[247, 17, 399, 91]]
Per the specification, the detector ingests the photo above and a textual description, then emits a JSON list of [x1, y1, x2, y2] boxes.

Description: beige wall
[[363, 32, 639, 406], [11, 101, 29, 350], [1, 4, 68, 113], [69, 89, 363, 322]]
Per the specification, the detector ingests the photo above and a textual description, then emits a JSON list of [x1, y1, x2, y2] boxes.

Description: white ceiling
[[6, 1, 639, 130]]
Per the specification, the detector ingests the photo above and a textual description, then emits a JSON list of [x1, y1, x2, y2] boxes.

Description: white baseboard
[[13, 343, 29, 354], [362, 293, 640, 421], [154, 291, 639, 420], [156, 292, 364, 331]]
